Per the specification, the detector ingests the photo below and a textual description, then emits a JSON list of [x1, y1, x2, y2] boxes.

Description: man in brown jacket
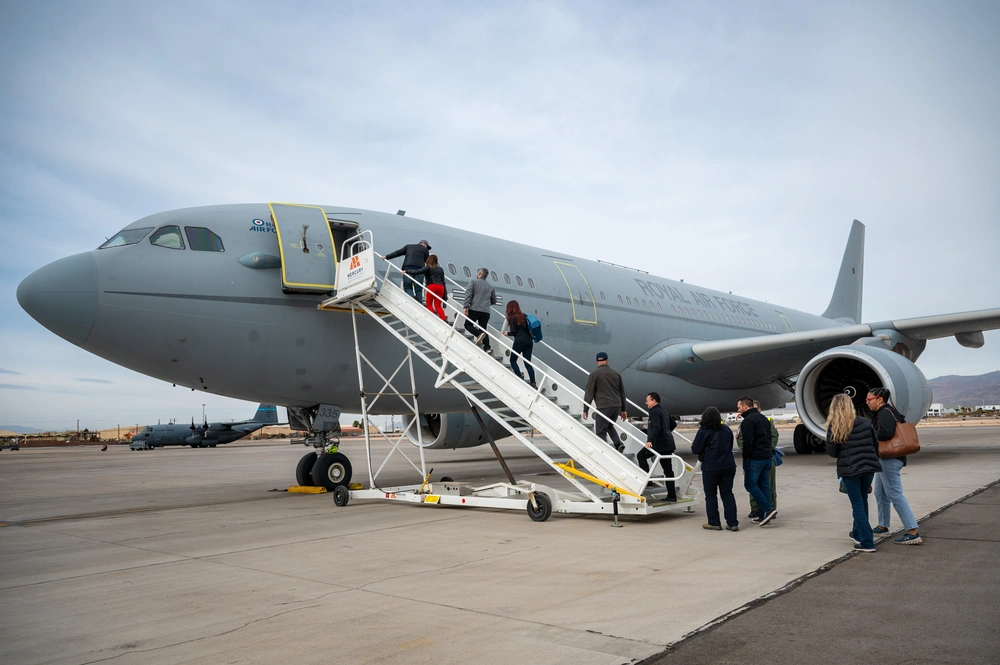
[[582, 352, 628, 451]]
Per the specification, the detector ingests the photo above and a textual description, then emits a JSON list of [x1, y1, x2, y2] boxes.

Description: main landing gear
[[793, 423, 827, 454]]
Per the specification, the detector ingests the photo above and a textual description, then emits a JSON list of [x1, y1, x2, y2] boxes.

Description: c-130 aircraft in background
[[16, 203, 1000, 489], [130, 403, 280, 449]]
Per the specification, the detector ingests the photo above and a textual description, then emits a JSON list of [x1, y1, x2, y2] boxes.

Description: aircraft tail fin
[[821, 219, 865, 323], [250, 404, 279, 424]]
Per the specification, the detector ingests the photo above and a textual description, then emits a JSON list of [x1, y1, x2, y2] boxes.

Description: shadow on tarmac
[[641, 479, 1000, 665]]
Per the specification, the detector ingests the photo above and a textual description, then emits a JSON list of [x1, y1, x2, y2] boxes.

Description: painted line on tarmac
[[635, 476, 1000, 664], [0, 495, 292, 527]]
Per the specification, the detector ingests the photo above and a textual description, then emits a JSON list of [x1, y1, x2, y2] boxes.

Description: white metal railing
[[433, 264, 692, 445], [372, 257, 686, 492]]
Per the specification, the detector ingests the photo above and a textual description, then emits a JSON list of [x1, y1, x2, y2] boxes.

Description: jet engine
[[795, 345, 933, 440], [401, 412, 513, 449]]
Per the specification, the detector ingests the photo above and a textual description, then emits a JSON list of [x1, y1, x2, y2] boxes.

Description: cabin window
[[184, 227, 225, 252], [549, 281, 557, 293], [656, 302, 662, 311], [98, 226, 153, 249], [618, 295, 623, 304], [490, 271, 499, 283], [150, 225, 185, 249], [641, 299, 647, 308], [516, 276, 523, 287], [538, 280, 547, 293], [463, 265, 472, 278], [503, 273, 511, 285], [599, 291, 605, 301], [626, 296, 632, 306], [448, 263, 457, 275], [527, 278, 535, 289]]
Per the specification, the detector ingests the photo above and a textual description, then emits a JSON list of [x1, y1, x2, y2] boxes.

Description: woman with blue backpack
[[503, 300, 538, 389]]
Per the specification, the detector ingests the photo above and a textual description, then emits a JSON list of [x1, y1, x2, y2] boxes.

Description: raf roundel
[[252, 219, 265, 226]]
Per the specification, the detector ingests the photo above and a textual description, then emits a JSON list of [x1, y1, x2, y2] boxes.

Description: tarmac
[[1, 425, 998, 664]]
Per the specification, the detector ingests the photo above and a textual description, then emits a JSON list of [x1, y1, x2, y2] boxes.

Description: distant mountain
[[0, 425, 46, 434], [928, 371, 1000, 407]]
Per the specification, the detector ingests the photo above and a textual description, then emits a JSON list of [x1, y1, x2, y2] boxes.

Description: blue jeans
[[874, 458, 918, 531], [743, 459, 773, 515], [702, 467, 738, 527], [402, 270, 423, 302], [841, 473, 875, 548]]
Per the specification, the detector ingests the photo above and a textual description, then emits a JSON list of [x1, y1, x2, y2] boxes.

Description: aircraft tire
[[333, 485, 350, 507], [296, 452, 317, 486], [312, 452, 352, 490], [793, 424, 813, 455], [526, 492, 552, 522], [440, 476, 453, 483]]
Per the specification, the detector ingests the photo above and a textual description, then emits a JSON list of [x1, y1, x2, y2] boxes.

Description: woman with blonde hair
[[826, 393, 882, 552]]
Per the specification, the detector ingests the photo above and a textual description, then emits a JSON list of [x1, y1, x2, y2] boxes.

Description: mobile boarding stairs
[[319, 231, 700, 522]]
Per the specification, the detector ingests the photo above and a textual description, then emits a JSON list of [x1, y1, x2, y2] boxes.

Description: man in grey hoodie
[[463, 268, 497, 352]]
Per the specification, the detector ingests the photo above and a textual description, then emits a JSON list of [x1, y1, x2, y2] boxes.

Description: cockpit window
[[150, 225, 185, 249], [98, 227, 154, 249], [184, 227, 225, 252]]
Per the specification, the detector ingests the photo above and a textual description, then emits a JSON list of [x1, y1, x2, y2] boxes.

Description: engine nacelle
[[401, 412, 512, 449], [796, 345, 933, 439]]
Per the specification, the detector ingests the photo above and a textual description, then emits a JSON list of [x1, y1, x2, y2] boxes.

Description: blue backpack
[[525, 314, 543, 342]]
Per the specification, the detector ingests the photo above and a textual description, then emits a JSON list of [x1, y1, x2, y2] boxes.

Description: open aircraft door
[[270, 203, 338, 293], [554, 261, 598, 325]]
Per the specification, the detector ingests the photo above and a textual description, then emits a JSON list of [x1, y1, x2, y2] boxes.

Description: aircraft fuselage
[[19, 204, 848, 415]]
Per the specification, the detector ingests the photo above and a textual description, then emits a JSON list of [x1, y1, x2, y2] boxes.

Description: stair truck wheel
[[312, 452, 353, 490], [526, 492, 552, 522], [295, 452, 318, 486], [333, 484, 351, 507], [793, 424, 813, 455], [439, 476, 453, 483]]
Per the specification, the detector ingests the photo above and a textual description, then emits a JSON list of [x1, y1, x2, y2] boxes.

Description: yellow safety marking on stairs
[[554, 460, 645, 501]]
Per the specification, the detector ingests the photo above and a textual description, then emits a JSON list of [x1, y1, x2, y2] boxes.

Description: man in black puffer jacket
[[737, 396, 777, 526]]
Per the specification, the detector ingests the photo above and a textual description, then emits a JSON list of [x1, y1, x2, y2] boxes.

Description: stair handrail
[[373, 255, 686, 485], [431, 264, 694, 445]]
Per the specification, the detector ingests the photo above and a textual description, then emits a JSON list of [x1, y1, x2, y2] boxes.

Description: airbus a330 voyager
[[17, 203, 1000, 489]]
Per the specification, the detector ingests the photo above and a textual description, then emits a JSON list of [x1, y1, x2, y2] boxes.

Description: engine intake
[[401, 412, 513, 449], [795, 345, 933, 439]]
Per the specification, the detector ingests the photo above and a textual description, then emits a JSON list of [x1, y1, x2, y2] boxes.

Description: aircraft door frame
[[554, 261, 598, 325], [269, 202, 338, 293]]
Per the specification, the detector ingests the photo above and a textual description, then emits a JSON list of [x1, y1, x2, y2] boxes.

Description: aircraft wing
[[636, 307, 1000, 389], [689, 307, 1000, 362]]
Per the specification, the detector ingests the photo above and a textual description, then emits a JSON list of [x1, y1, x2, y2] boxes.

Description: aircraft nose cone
[[17, 253, 98, 346]]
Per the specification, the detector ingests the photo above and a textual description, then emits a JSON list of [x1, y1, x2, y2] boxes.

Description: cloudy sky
[[1, 1, 998, 431]]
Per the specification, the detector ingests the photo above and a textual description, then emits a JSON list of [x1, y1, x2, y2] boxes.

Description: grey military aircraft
[[131, 404, 280, 448], [16, 203, 1000, 488]]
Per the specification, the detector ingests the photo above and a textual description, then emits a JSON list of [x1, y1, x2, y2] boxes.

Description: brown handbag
[[878, 409, 920, 459]]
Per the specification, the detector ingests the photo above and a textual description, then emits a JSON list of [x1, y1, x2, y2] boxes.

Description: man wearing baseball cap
[[583, 351, 629, 451], [383, 239, 431, 302]]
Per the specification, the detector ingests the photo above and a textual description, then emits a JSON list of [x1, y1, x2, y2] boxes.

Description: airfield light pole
[[202, 404, 206, 422]]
